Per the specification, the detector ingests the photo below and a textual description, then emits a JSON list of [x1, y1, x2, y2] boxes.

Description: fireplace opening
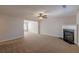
[[63, 29, 74, 44]]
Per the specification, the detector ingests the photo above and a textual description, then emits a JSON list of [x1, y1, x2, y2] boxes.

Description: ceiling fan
[[37, 12, 47, 20]]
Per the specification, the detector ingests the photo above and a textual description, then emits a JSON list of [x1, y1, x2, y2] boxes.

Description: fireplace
[[63, 29, 74, 44]]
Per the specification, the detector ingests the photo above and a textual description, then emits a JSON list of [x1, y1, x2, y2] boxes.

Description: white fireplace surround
[[62, 25, 78, 45]]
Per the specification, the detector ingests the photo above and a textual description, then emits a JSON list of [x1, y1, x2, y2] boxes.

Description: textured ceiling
[[0, 5, 79, 20]]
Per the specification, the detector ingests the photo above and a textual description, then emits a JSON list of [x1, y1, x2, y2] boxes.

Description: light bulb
[[39, 17, 43, 20]]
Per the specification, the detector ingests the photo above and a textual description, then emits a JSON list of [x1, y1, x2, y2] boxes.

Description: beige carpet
[[0, 32, 79, 53]]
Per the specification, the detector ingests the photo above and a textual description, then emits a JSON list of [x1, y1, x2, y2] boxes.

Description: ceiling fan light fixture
[[37, 12, 47, 20], [38, 16, 43, 20]]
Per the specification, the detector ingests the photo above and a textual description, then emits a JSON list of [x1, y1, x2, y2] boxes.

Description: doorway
[[24, 20, 39, 34]]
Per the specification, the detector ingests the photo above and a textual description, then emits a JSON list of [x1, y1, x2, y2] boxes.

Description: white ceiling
[[0, 5, 79, 20]]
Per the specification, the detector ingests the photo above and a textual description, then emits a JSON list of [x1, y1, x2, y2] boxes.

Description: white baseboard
[[40, 33, 62, 38], [0, 35, 24, 42]]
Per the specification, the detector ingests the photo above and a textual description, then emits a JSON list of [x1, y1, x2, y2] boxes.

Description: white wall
[[0, 14, 24, 41], [40, 15, 76, 37], [76, 11, 79, 45]]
